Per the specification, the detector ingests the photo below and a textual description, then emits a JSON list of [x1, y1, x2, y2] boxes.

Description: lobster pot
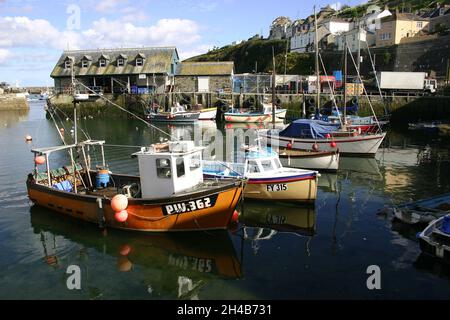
[[96, 169, 110, 189]]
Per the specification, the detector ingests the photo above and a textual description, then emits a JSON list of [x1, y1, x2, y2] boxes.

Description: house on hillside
[[51, 47, 180, 94], [427, 4, 450, 32], [376, 12, 429, 47], [269, 16, 292, 40]]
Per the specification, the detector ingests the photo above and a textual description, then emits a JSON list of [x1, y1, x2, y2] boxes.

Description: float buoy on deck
[[35, 156, 46, 165], [312, 143, 319, 151], [115, 210, 129, 223], [111, 194, 128, 212], [330, 142, 337, 149], [287, 142, 293, 150]]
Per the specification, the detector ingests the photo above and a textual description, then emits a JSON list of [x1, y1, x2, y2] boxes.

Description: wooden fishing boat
[[146, 104, 200, 123], [27, 140, 245, 232], [277, 147, 339, 171], [202, 147, 319, 204], [224, 104, 286, 123], [260, 119, 386, 157], [393, 193, 450, 225], [418, 214, 450, 262]]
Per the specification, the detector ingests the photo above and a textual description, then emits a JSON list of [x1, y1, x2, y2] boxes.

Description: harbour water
[[0, 101, 449, 299]]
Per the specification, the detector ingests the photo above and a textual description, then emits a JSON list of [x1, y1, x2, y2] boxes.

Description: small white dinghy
[[277, 147, 340, 171], [419, 214, 450, 262]]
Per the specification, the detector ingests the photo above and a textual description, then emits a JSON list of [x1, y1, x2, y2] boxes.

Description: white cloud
[[0, 49, 12, 65], [0, 16, 203, 50], [95, 0, 129, 13], [180, 44, 214, 60]]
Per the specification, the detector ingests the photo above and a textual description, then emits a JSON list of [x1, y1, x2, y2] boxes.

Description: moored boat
[[393, 193, 450, 225], [261, 119, 386, 157], [224, 104, 286, 123], [146, 104, 200, 123], [418, 214, 450, 262], [27, 140, 245, 232], [277, 147, 339, 171], [197, 107, 217, 121], [203, 147, 319, 204]]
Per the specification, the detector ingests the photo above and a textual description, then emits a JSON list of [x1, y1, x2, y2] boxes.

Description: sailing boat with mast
[[259, 6, 386, 157], [26, 64, 245, 233]]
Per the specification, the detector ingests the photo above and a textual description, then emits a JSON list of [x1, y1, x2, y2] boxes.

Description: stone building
[[174, 62, 234, 93], [427, 4, 450, 32], [269, 16, 292, 40]]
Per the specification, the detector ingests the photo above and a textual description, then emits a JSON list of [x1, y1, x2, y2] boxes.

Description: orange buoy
[[25, 135, 32, 142], [312, 143, 319, 151], [117, 256, 133, 272], [119, 245, 132, 256], [330, 142, 337, 148], [115, 210, 128, 223], [111, 194, 128, 212], [35, 156, 46, 165]]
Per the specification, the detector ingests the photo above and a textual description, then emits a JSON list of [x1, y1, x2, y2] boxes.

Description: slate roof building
[[51, 47, 180, 94], [174, 62, 234, 93]]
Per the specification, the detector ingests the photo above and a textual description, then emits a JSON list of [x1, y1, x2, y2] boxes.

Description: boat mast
[[272, 46, 276, 127], [314, 6, 320, 114], [343, 38, 348, 127], [71, 57, 78, 144]]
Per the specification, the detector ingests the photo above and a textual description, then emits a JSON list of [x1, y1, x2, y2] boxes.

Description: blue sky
[[0, 0, 365, 86]]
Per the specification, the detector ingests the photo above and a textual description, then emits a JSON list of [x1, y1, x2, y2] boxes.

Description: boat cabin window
[[260, 159, 275, 172], [189, 154, 201, 170], [156, 158, 172, 179], [247, 160, 260, 173], [273, 158, 282, 169], [176, 158, 186, 178]]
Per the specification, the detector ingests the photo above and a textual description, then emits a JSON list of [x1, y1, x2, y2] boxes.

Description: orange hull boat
[[27, 173, 244, 233]]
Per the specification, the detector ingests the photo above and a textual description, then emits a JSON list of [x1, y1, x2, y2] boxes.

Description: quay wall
[[0, 94, 29, 110], [48, 93, 450, 123]]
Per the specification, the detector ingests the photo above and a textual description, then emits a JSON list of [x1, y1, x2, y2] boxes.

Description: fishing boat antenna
[[314, 6, 321, 115], [271, 46, 276, 128]]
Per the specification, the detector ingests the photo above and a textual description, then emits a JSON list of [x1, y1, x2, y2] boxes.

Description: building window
[[417, 21, 423, 28], [117, 59, 125, 67], [381, 33, 391, 40], [82, 60, 89, 68], [99, 59, 107, 67], [176, 158, 185, 178], [136, 58, 144, 67], [156, 159, 172, 179], [65, 60, 72, 69]]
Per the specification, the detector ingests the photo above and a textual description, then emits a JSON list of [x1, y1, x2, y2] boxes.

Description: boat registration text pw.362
[[163, 195, 219, 215]]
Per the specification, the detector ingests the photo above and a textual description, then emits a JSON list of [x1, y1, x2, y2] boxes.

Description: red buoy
[[111, 194, 128, 212], [119, 245, 132, 256], [312, 143, 319, 151], [231, 210, 239, 223], [115, 210, 128, 223], [325, 134, 331, 139], [330, 142, 337, 148], [287, 142, 293, 150], [35, 156, 46, 165]]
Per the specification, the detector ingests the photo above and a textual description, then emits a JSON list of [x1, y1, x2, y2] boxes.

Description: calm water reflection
[[0, 102, 449, 299]]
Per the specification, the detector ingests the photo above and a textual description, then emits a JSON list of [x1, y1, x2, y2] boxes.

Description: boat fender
[[312, 143, 319, 151], [330, 142, 337, 149], [115, 210, 128, 223], [287, 142, 293, 150], [35, 156, 46, 165], [111, 194, 128, 212]]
